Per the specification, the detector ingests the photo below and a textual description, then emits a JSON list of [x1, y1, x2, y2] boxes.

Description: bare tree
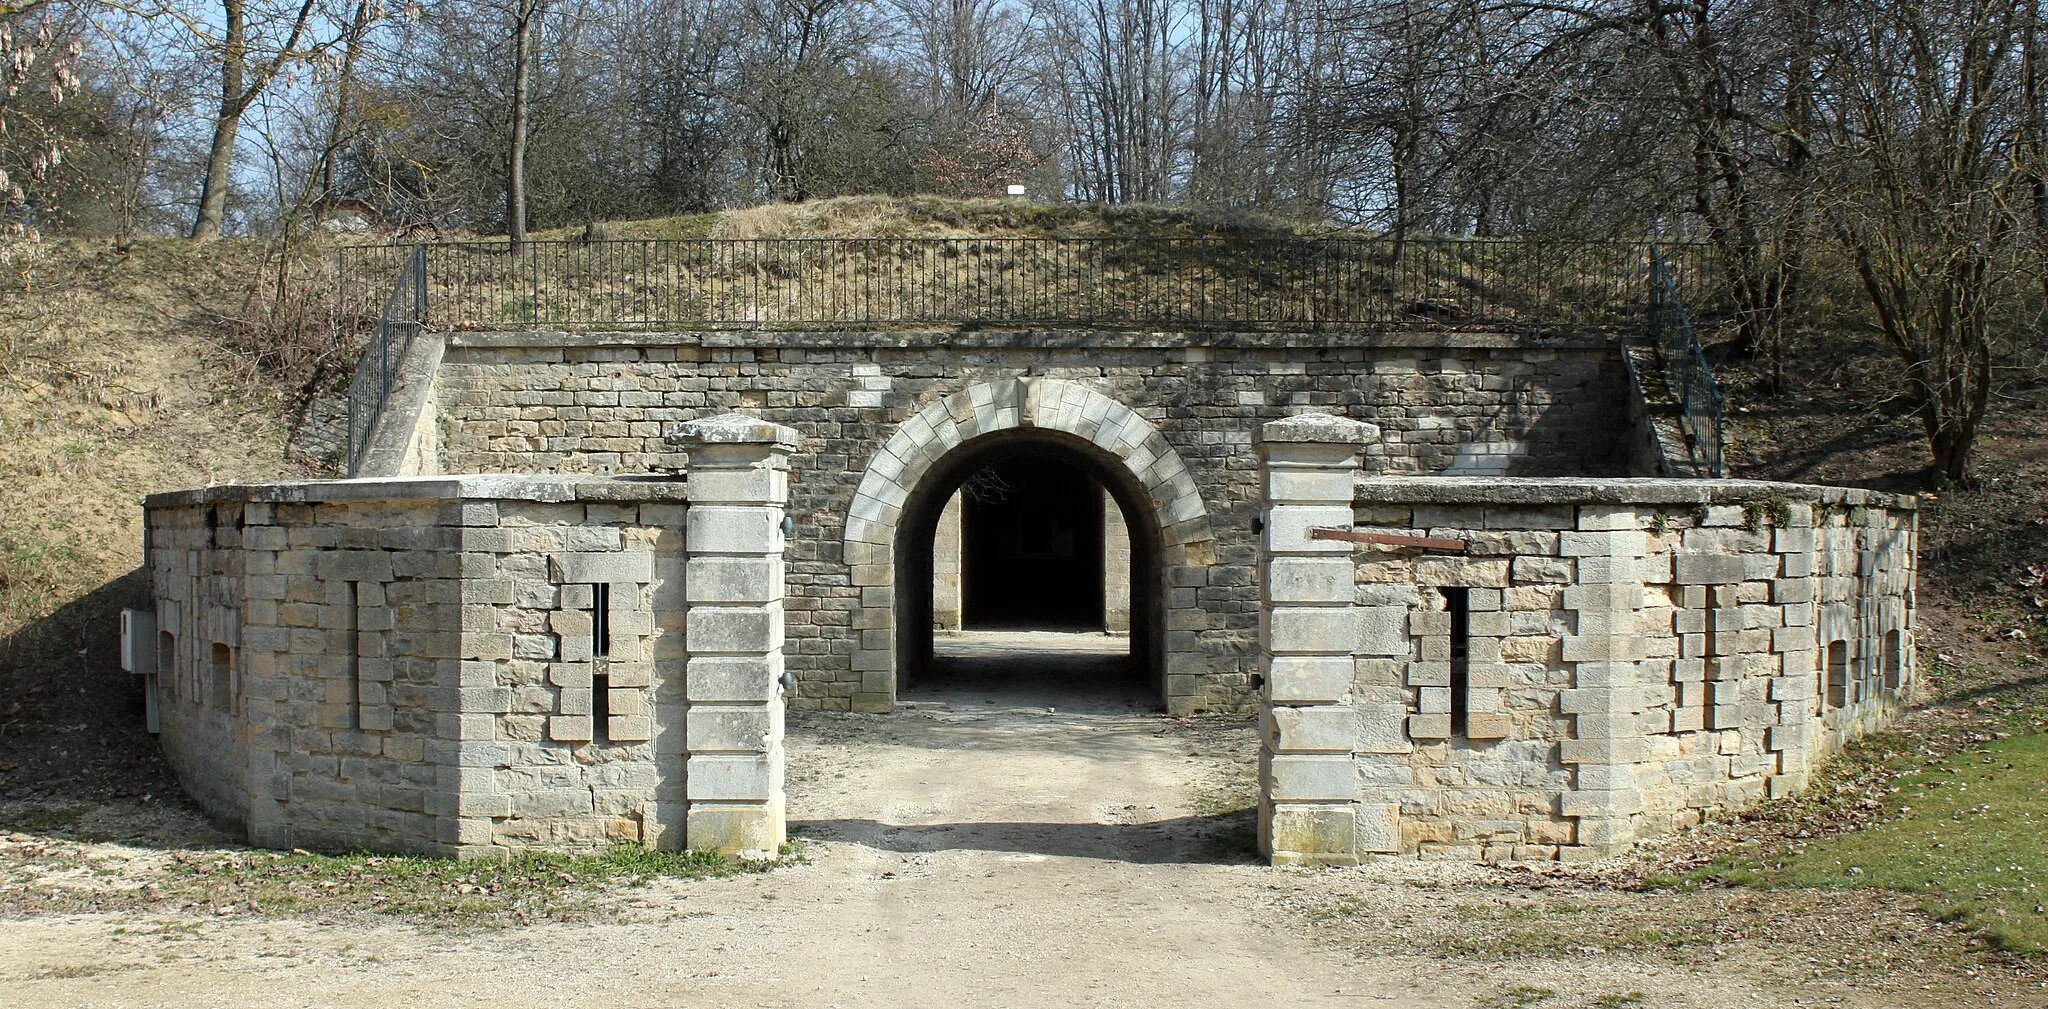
[[733, 0, 875, 201], [1817, 0, 2033, 482], [1035, 0, 1188, 203], [504, 0, 545, 248], [0, 2, 83, 258], [189, 0, 333, 240]]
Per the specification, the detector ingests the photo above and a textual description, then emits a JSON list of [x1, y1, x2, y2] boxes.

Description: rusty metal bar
[[1308, 527, 1468, 552]]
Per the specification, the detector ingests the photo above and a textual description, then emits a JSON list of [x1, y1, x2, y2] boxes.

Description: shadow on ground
[[911, 630, 1152, 711], [0, 568, 175, 807], [791, 811, 1261, 865]]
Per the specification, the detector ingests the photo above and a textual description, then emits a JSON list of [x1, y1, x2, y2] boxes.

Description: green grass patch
[[0, 530, 85, 632], [163, 843, 792, 926], [1479, 984, 1554, 1007], [0, 806, 87, 833], [1705, 731, 2048, 954]]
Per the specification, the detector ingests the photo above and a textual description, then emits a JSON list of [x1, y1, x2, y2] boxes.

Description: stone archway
[[843, 377, 1214, 713]]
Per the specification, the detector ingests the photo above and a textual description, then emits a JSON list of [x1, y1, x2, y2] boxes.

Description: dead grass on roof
[[529, 195, 1322, 242]]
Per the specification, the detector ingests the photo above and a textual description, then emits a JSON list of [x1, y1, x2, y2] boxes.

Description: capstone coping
[[142, 474, 688, 509], [1258, 413, 1382, 446], [666, 413, 800, 451], [1352, 476, 1915, 510]]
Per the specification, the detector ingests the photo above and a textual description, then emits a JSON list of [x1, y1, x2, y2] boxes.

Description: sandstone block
[[1266, 557, 1353, 603], [1265, 655, 1350, 703], [1465, 713, 1512, 740], [1264, 753, 1356, 801], [1266, 605, 1358, 654], [1263, 704, 1353, 753], [1354, 702, 1412, 754], [1267, 804, 1362, 863], [1407, 714, 1452, 740]]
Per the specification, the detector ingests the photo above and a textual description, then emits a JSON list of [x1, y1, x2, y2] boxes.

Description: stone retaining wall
[[140, 417, 795, 858], [424, 330, 1634, 712], [1256, 416, 1917, 865]]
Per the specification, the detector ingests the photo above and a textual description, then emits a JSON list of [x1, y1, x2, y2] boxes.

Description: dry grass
[[0, 239, 314, 626], [530, 195, 1320, 242], [0, 236, 318, 804], [400, 197, 1673, 332]]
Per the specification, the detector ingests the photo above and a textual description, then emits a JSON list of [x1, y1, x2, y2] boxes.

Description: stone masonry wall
[[149, 492, 465, 851], [144, 451, 792, 858], [1256, 431, 1916, 865], [1346, 487, 1913, 861], [429, 330, 1633, 711], [147, 504, 256, 828]]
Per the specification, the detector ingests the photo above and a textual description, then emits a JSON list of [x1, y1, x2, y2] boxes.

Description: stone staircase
[[1622, 338, 1714, 478]]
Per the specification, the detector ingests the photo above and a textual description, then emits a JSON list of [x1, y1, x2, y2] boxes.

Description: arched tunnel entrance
[[895, 431, 1164, 708], [956, 456, 1107, 630]]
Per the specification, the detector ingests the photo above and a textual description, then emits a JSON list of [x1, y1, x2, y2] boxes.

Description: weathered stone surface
[[666, 413, 799, 450], [427, 336, 1641, 714], [145, 455, 789, 859], [1322, 479, 1915, 864], [145, 326, 1917, 872]]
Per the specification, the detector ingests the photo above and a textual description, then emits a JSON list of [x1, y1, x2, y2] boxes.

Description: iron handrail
[[1648, 246, 1726, 477], [343, 243, 427, 476]]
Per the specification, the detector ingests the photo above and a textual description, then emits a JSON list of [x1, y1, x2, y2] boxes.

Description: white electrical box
[[121, 608, 157, 673]]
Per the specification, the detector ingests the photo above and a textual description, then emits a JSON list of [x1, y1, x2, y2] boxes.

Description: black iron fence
[[333, 236, 1727, 477], [344, 243, 426, 476], [337, 236, 1717, 333], [1648, 246, 1726, 477]]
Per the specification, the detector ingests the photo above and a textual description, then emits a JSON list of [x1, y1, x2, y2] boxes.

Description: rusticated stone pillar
[[669, 414, 797, 858], [1256, 413, 1379, 866]]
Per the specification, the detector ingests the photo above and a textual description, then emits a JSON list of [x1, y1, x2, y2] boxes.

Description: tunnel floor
[[907, 630, 1151, 711]]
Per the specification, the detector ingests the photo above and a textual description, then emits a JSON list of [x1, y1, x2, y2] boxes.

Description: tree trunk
[[315, 0, 372, 209], [190, 0, 247, 241], [507, 0, 538, 250]]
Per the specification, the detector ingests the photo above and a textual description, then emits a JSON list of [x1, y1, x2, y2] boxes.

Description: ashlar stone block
[[1263, 704, 1353, 753], [1267, 605, 1358, 654], [1264, 654, 1350, 703], [1263, 753, 1357, 801]]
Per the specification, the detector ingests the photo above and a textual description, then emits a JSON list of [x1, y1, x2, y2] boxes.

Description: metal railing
[[336, 237, 1715, 333], [344, 243, 427, 477], [1648, 246, 1725, 477]]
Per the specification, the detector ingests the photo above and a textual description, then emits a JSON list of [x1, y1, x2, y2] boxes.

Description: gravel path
[[0, 634, 2039, 1007]]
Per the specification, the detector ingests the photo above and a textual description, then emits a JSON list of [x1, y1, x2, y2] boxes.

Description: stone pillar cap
[[1257, 413, 1381, 445], [667, 413, 799, 451]]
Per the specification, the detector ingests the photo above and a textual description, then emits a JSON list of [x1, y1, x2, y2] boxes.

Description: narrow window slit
[[1826, 640, 1848, 709], [591, 582, 610, 743], [1442, 587, 1470, 736], [157, 631, 176, 704], [347, 581, 361, 730]]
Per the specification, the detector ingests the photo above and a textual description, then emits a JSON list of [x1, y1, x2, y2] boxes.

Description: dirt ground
[[0, 635, 2042, 1009]]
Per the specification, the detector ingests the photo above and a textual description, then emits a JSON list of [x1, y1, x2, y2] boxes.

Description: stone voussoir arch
[[841, 376, 1214, 711]]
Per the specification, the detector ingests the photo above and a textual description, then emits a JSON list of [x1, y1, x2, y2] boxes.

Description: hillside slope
[[0, 198, 1304, 806], [0, 238, 314, 803], [3, 200, 2041, 839]]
